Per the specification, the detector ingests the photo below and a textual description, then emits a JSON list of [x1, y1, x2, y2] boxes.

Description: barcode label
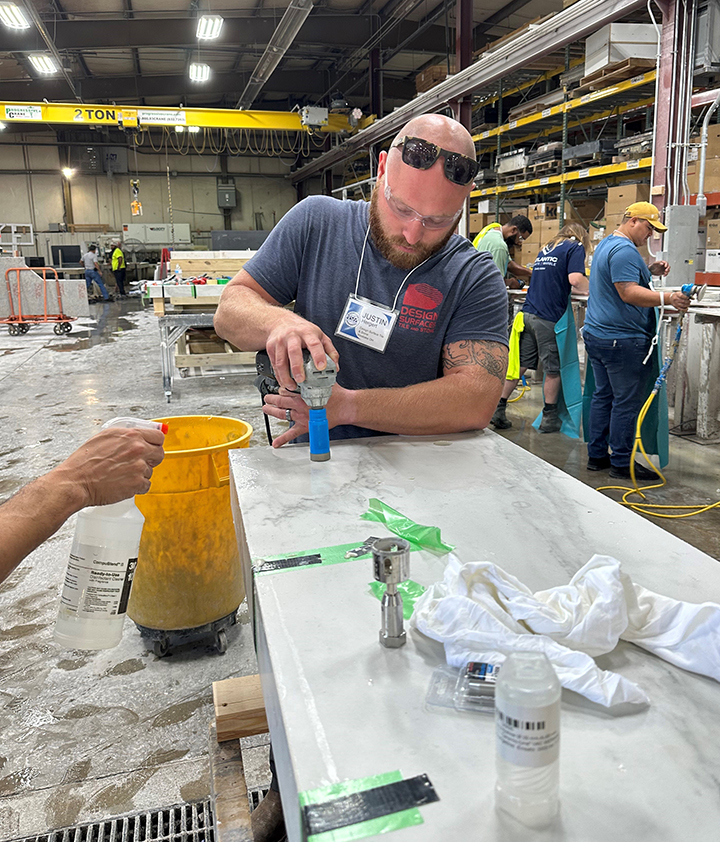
[[627, 160, 640, 169], [481, 131, 489, 139], [540, 177, 550, 185], [542, 108, 551, 118], [631, 74, 645, 84], [509, 120, 518, 129], [496, 700, 560, 767], [497, 712, 546, 730], [579, 168, 590, 178]]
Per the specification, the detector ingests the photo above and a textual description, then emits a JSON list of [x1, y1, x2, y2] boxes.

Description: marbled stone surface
[[230, 432, 720, 841]]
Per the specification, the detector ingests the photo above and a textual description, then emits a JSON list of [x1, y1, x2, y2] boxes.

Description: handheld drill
[[254, 349, 337, 461]]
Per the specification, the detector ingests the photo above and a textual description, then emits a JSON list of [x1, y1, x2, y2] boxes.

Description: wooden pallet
[[175, 257, 249, 279], [527, 160, 561, 175], [564, 155, 612, 169], [573, 58, 656, 96], [498, 170, 530, 185]]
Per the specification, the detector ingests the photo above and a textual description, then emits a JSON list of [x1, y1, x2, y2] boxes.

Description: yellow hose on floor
[[598, 391, 720, 519]]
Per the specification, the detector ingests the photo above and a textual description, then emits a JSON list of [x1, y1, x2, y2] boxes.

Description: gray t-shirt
[[244, 195, 508, 440], [82, 251, 97, 270]]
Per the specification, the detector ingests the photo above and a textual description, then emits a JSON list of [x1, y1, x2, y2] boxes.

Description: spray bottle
[[54, 417, 168, 650]]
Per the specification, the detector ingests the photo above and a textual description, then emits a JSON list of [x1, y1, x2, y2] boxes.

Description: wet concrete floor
[[0, 300, 268, 837], [0, 300, 718, 835]]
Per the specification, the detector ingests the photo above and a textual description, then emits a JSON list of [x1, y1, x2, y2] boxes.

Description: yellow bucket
[[128, 415, 253, 631]]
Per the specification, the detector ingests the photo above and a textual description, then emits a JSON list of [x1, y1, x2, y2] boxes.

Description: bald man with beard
[[215, 114, 509, 446]]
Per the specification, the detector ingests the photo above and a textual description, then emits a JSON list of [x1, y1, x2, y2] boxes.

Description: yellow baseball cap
[[625, 201, 667, 232]]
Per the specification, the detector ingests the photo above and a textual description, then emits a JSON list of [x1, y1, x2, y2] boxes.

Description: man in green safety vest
[[473, 216, 534, 289], [111, 239, 127, 297]]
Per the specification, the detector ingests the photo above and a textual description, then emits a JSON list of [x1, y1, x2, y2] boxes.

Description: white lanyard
[[335, 225, 431, 353]]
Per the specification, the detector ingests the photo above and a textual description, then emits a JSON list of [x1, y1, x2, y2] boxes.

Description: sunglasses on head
[[392, 136, 480, 186]]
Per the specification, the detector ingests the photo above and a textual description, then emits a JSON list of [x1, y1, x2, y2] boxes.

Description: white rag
[[410, 553, 720, 708]]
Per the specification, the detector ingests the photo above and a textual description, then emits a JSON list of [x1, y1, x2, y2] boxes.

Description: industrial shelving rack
[[470, 63, 658, 227]]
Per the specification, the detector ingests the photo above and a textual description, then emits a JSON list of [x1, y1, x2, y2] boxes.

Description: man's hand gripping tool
[[254, 349, 337, 461]]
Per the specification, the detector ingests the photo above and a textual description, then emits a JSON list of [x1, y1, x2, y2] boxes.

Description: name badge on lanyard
[[336, 293, 398, 354]]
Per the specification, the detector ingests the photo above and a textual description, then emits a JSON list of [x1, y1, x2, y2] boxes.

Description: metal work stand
[[158, 312, 215, 401]]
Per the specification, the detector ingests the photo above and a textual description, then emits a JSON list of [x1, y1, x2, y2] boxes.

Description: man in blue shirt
[[584, 202, 690, 479], [491, 222, 589, 432]]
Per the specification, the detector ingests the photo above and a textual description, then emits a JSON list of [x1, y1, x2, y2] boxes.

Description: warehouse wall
[[0, 135, 317, 252]]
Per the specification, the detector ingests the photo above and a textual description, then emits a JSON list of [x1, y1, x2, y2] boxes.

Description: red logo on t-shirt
[[403, 283, 443, 310], [399, 283, 443, 333]]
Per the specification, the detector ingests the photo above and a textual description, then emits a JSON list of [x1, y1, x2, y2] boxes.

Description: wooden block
[[213, 674, 269, 742], [153, 298, 166, 316]]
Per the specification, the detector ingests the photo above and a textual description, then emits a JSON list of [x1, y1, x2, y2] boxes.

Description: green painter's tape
[[298, 770, 424, 842], [360, 498, 455, 553], [368, 580, 427, 620], [253, 540, 419, 575]]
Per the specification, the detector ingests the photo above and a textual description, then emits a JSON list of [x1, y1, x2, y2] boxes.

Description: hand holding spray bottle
[[54, 417, 168, 650]]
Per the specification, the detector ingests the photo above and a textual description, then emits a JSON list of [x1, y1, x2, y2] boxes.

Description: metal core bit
[[372, 537, 411, 648]]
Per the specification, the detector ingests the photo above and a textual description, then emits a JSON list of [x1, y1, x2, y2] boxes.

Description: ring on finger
[[285, 409, 292, 422]]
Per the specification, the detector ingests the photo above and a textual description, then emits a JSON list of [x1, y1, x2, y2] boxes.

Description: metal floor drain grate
[[3, 800, 214, 842]]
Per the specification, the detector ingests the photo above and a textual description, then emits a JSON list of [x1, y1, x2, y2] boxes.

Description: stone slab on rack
[[0, 257, 89, 319]]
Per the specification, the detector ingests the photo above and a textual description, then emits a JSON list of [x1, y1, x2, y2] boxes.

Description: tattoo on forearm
[[442, 340, 508, 383]]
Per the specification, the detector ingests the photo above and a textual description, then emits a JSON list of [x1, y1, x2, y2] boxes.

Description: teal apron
[[532, 299, 583, 439]]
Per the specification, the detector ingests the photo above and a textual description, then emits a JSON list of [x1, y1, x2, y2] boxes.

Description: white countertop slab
[[230, 431, 720, 841]]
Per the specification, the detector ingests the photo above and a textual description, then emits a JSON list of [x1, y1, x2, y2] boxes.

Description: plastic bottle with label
[[495, 651, 561, 827], [53, 417, 167, 651]]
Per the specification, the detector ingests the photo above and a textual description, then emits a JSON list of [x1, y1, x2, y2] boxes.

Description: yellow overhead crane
[[0, 101, 359, 133]]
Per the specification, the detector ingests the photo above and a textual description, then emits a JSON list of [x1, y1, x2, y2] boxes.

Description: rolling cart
[[1, 267, 76, 335]]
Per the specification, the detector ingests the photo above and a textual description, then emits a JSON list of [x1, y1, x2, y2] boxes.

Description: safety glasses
[[384, 181, 462, 230], [392, 135, 480, 186]]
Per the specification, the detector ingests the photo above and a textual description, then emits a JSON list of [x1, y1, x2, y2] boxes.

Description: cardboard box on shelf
[[606, 183, 650, 214], [561, 198, 606, 227], [706, 219, 720, 249], [415, 59, 455, 93], [540, 218, 560, 241], [706, 249, 720, 272], [584, 23, 658, 78], [527, 202, 557, 220], [689, 126, 720, 160], [468, 213, 510, 234], [687, 158, 720, 195]]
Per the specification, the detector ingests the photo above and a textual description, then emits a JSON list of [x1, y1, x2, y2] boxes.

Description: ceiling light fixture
[[28, 53, 58, 74], [0, 2, 30, 29], [0, 121, 6, 130], [62, 167, 74, 179], [196, 14, 223, 40], [188, 126, 201, 133], [189, 62, 210, 83], [174, 125, 185, 132]]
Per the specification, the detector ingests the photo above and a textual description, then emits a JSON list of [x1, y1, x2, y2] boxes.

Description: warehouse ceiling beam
[[18, 0, 81, 102], [0, 101, 355, 132], [0, 16, 447, 54], [0, 70, 416, 103], [289, 0, 648, 184]]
